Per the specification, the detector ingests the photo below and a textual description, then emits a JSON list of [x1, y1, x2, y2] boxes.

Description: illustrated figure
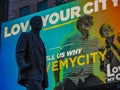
[[54, 15, 104, 90], [16, 16, 48, 90], [99, 24, 120, 78]]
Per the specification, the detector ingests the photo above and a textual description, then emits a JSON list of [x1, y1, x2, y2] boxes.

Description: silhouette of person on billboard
[[16, 16, 48, 90]]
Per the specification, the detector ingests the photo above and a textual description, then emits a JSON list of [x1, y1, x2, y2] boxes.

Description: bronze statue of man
[[16, 16, 48, 90]]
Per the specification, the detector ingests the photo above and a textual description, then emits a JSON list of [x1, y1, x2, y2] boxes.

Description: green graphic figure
[[54, 15, 104, 90]]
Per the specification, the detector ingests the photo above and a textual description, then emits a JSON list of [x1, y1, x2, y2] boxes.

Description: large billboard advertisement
[[1, 0, 120, 90]]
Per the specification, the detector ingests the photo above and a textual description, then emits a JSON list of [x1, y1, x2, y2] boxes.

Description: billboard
[[1, 0, 120, 89]]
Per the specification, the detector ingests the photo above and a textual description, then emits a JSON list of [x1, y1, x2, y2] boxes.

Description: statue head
[[30, 16, 43, 32]]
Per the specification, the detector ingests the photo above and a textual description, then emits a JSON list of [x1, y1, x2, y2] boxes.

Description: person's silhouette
[[16, 16, 48, 90]]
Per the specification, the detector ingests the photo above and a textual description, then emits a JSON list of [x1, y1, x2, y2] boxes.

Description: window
[[56, 0, 64, 3], [56, 0, 67, 5], [20, 6, 30, 17], [37, 0, 47, 11]]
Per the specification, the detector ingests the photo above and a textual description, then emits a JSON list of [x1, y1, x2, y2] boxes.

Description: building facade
[[8, 0, 73, 20], [0, 0, 8, 23], [0, 0, 9, 52]]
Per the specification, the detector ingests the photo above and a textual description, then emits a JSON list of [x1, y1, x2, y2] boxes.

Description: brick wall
[[8, 0, 56, 20], [8, 0, 72, 20]]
